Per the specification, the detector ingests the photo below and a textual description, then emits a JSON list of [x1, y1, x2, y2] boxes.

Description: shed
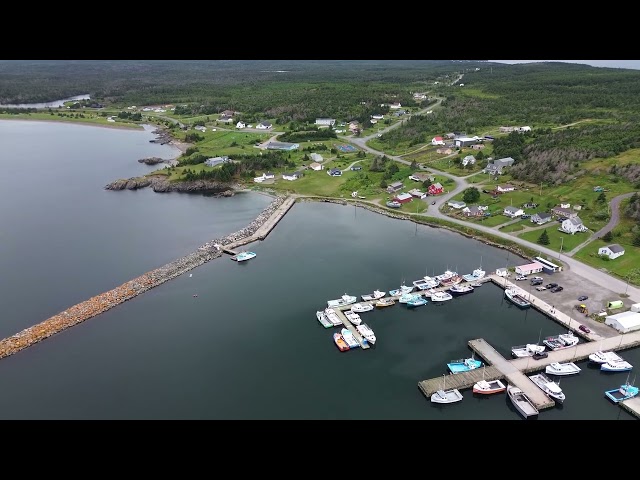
[[515, 262, 544, 275], [605, 311, 640, 333], [607, 300, 624, 309]]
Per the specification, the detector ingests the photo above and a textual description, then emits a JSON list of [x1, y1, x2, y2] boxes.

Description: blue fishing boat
[[447, 356, 483, 374], [605, 375, 638, 403], [407, 296, 428, 308]]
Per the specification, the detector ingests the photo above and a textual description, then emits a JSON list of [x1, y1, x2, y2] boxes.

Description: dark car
[[533, 351, 548, 360], [550, 286, 564, 293], [579, 324, 591, 333], [531, 279, 543, 286], [578, 295, 588, 301], [545, 283, 558, 289]]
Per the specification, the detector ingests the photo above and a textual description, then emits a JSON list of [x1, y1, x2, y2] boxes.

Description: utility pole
[[540, 182, 542, 197], [558, 237, 564, 259]]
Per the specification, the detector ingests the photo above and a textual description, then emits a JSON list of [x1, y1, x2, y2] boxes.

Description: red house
[[393, 193, 413, 204], [428, 182, 444, 195]]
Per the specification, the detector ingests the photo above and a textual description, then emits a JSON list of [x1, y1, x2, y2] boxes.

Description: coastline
[[0, 116, 144, 131]]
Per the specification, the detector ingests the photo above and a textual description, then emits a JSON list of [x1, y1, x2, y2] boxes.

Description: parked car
[[550, 286, 564, 293], [516, 275, 528, 281], [531, 276, 544, 281], [545, 283, 558, 289], [579, 324, 591, 333], [578, 295, 588, 301], [530, 279, 543, 286], [536, 286, 547, 291], [533, 351, 548, 360]]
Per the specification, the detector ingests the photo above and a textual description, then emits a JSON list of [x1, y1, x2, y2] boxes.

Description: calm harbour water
[[0, 119, 636, 420]]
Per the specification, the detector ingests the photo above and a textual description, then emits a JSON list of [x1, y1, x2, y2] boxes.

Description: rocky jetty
[[105, 176, 239, 196], [0, 193, 288, 360], [137, 157, 167, 165]]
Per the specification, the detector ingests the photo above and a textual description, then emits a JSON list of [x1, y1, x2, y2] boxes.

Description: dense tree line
[[278, 130, 337, 142]]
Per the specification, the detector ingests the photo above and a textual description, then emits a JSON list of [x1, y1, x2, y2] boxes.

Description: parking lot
[[513, 269, 636, 339]]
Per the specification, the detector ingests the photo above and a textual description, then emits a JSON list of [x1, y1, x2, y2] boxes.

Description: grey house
[[531, 212, 552, 225], [483, 157, 515, 175]]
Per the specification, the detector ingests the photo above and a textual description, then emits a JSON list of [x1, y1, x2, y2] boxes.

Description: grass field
[[573, 238, 640, 286], [517, 226, 589, 254], [500, 221, 527, 232]]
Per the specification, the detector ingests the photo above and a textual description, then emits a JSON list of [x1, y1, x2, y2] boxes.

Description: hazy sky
[[488, 60, 640, 70]]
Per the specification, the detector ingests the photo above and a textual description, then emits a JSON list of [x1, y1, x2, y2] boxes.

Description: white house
[[447, 200, 466, 209], [389, 102, 402, 109], [253, 172, 274, 183], [605, 311, 640, 333], [236, 121, 246, 129], [282, 172, 303, 181], [315, 118, 336, 127], [515, 262, 545, 275], [309, 162, 323, 171], [518, 126, 532, 132], [310, 153, 324, 163], [431, 136, 445, 146], [496, 184, 516, 193], [598, 244, 625, 260], [461, 155, 476, 166], [371, 114, 384, 120], [256, 122, 272, 130], [559, 217, 587, 234], [503, 206, 524, 218], [205, 156, 230, 167]]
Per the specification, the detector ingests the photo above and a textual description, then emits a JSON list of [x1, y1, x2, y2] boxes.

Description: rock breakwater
[[0, 193, 288, 360]]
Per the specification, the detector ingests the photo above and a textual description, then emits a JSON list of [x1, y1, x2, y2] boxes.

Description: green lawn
[[573, 238, 640, 286], [517, 226, 589, 253], [500, 221, 528, 232]]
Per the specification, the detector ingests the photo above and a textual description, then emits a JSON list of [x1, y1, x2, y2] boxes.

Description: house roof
[[535, 212, 552, 219], [607, 244, 625, 253], [449, 200, 465, 206], [568, 217, 583, 225], [607, 311, 640, 328], [431, 182, 443, 189], [504, 206, 521, 213], [395, 193, 413, 200]]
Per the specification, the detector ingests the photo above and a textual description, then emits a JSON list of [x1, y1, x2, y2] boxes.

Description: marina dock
[[334, 309, 370, 350]]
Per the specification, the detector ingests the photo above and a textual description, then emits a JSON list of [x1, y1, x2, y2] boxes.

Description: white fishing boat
[[412, 278, 434, 290], [529, 372, 565, 404], [589, 350, 623, 364], [344, 310, 362, 325], [512, 344, 546, 358], [351, 303, 374, 313], [601, 360, 633, 372], [504, 288, 531, 309], [430, 290, 453, 302], [389, 283, 414, 297], [375, 297, 396, 308], [507, 384, 539, 419], [341, 328, 360, 349], [545, 362, 581, 376], [462, 266, 486, 282], [558, 331, 579, 348], [316, 310, 333, 329], [324, 308, 343, 326], [430, 374, 463, 404], [473, 366, 506, 395], [361, 290, 386, 302], [356, 323, 376, 345], [327, 294, 357, 308], [232, 251, 257, 262]]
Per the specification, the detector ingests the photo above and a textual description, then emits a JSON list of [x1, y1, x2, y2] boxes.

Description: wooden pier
[[333, 309, 370, 350]]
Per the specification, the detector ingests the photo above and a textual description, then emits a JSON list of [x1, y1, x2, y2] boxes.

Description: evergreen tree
[[537, 229, 550, 245], [602, 230, 613, 242]]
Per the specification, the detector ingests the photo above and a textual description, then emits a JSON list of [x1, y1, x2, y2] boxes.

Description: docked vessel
[[351, 303, 374, 313], [327, 294, 357, 308], [341, 328, 360, 349], [430, 290, 453, 302], [232, 251, 257, 262], [447, 356, 483, 374], [601, 360, 633, 372], [316, 310, 333, 329], [361, 290, 386, 302], [473, 366, 506, 395], [507, 384, 539, 419], [448, 284, 474, 296], [356, 323, 376, 345], [462, 267, 486, 282], [333, 332, 349, 352], [436, 270, 462, 288], [589, 350, 623, 364], [543, 331, 579, 351], [407, 296, 428, 308], [399, 292, 421, 304], [344, 310, 362, 325], [389, 283, 414, 296], [413, 278, 437, 290], [605, 374, 638, 403], [545, 362, 581, 376], [430, 374, 463, 404], [511, 344, 546, 358], [504, 288, 531, 309], [375, 297, 396, 308], [529, 372, 565, 404], [324, 308, 343, 326]]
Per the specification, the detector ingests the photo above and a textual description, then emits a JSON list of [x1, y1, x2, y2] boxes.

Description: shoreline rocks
[[105, 175, 241, 195]]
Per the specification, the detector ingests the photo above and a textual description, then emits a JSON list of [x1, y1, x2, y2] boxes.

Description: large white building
[[605, 311, 640, 333]]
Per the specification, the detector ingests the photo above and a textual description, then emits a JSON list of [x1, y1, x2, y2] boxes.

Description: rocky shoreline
[[0, 192, 287, 360], [105, 175, 240, 196]]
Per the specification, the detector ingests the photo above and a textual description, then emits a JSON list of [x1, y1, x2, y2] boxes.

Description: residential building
[[559, 217, 587, 234], [428, 183, 444, 195], [266, 141, 299, 151], [462, 205, 485, 217], [350, 165, 362, 171], [282, 172, 303, 181], [470, 144, 485, 150], [309, 162, 323, 171], [503, 206, 524, 218], [315, 118, 336, 127], [483, 157, 515, 175], [551, 206, 577, 219], [432, 136, 445, 146], [531, 212, 552, 225], [205, 156, 230, 167], [310, 153, 324, 163], [447, 200, 466, 209], [461, 155, 476, 167], [393, 193, 413, 204], [496, 184, 516, 193], [327, 168, 342, 177], [409, 172, 433, 182], [515, 262, 545, 275], [218, 114, 233, 123], [235, 121, 246, 129], [598, 244, 625, 260], [386, 181, 404, 193], [408, 189, 426, 199], [389, 102, 402, 109], [256, 122, 272, 130]]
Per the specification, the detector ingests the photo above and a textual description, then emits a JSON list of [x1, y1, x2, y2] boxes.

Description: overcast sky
[[488, 60, 640, 70]]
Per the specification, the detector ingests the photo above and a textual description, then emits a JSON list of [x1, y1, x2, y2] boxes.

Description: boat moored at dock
[[529, 372, 565, 404], [407, 296, 428, 308], [316, 310, 333, 329], [507, 384, 539, 419], [605, 374, 639, 403], [356, 323, 376, 345], [430, 290, 453, 302], [231, 251, 257, 262], [361, 290, 386, 302], [333, 332, 350, 352], [448, 284, 474, 296], [351, 303, 374, 313], [447, 356, 482, 374], [327, 294, 357, 308], [511, 344, 546, 358], [341, 328, 360, 349], [589, 350, 624, 364], [504, 288, 531, 309], [375, 297, 396, 308], [601, 360, 633, 372], [545, 362, 581, 376], [344, 310, 362, 325]]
